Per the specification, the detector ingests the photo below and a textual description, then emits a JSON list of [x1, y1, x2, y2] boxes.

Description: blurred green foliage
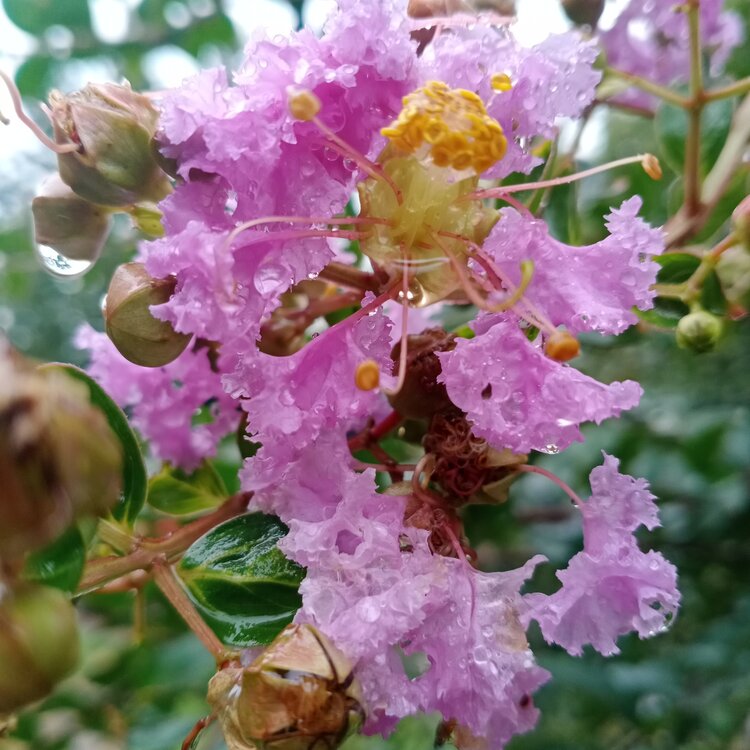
[[1, 1, 750, 749]]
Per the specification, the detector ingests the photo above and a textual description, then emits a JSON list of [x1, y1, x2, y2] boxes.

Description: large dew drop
[[35, 244, 96, 278]]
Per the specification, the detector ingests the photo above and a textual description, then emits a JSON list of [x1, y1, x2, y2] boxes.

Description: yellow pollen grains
[[491, 73, 513, 92], [381, 81, 507, 174], [355, 360, 381, 391], [545, 330, 581, 362], [287, 88, 321, 121]]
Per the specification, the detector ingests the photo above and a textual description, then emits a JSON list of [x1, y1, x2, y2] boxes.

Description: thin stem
[[604, 66, 690, 108], [0, 69, 80, 153], [312, 115, 403, 204], [683, 232, 737, 303], [347, 279, 402, 325], [384, 270, 410, 397], [469, 154, 651, 201], [348, 410, 403, 452], [515, 464, 585, 508], [152, 559, 229, 661], [318, 262, 381, 293], [684, 0, 704, 217], [352, 460, 418, 473], [77, 494, 249, 595], [705, 76, 750, 102]]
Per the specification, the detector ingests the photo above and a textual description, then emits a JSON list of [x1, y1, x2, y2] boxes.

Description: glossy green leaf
[[637, 297, 690, 328], [40, 363, 147, 525], [3, 0, 91, 33], [656, 253, 701, 284], [178, 514, 305, 647], [701, 270, 729, 315], [148, 461, 227, 516], [23, 526, 86, 593]]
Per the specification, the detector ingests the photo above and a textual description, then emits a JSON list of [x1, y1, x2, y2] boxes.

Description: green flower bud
[[561, 0, 604, 26], [732, 196, 750, 252], [0, 344, 122, 559], [104, 263, 191, 367], [0, 583, 80, 713], [675, 311, 724, 353], [31, 174, 112, 263], [49, 82, 171, 208], [716, 246, 750, 311]]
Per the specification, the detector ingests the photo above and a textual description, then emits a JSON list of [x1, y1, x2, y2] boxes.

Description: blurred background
[[1, 1, 750, 748]]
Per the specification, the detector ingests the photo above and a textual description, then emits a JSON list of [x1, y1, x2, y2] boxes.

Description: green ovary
[[357, 151, 496, 305]]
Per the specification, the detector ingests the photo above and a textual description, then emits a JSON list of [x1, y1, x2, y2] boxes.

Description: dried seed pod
[[0, 583, 80, 713], [0, 343, 122, 559], [104, 262, 191, 367], [209, 624, 365, 750]]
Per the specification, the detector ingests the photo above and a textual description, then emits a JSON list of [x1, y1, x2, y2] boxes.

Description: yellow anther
[[491, 73, 513, 92], [642, 153, 663, 181], [545, 330, 581, 362], [287, 88, 321, 121], [381, 80, 507, 174], [355, 359, 381, 391]]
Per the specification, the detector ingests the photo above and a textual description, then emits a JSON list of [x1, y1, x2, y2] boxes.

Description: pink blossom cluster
[[76, 0, 686, 746]]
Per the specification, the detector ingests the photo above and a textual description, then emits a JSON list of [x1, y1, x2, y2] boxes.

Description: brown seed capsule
[[209, 624, 365, 750], [0, 343, 122, 559], [0, 583, 80, 713], [31, 174, 112, 263], [104, 262, 192, 367], [388, 328, 456, 419], [48, 82, 171, 207]]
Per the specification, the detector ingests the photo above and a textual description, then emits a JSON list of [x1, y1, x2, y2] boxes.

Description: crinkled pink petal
[[74, 325, 236, 470], [484, 197, 664, 334], [524, 454, 680, 656], [437, 317, 642, 454]]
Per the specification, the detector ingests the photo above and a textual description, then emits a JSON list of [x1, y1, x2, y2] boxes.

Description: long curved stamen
[[384, 269, 411, 398], [0, 70, 79, 154], [514, 464, 585, 508], [466, 153, 660, 202], [312, 115, 405, 205], [226, 215, 394, 232], [407, 12, 515, 33]]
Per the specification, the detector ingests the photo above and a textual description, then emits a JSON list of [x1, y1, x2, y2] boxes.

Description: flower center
[[381, 81, 507, 174]]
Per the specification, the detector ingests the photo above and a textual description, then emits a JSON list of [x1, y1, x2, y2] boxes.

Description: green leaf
[[148, 461, 227, 516], [23, 526, 86, 592], [178, 514, 305, 647], [40, 363, 147, 525], [342, 714, 443, 750], [656, 253, 701, 284], [655, 97, 734, 175], [701, 270, 729, 315], [637, 297, 690, 328], [3, 0, 91, 33]]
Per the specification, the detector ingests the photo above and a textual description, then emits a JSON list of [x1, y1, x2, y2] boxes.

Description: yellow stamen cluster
[[355, 359, 380, 391], [381, 81, 507, 174]]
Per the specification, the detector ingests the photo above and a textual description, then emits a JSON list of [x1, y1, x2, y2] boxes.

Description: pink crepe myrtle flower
[[524, 454, 680, 656], [483, 196, 664, 335], [437, 315, 643, 455], [75, 325, 236, 470], [249, 433, 550, 748], [599, 0, 742, 108]]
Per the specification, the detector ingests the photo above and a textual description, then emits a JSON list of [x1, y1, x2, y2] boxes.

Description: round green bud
[[104, 263, 191, 367], [716, 246, 750, 311], [31, 174, 112, 263], [0, 343, 122, 559], [675, 311, 724, 353], [0, 583, 80, 713], [49, 82, 171, 208]]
